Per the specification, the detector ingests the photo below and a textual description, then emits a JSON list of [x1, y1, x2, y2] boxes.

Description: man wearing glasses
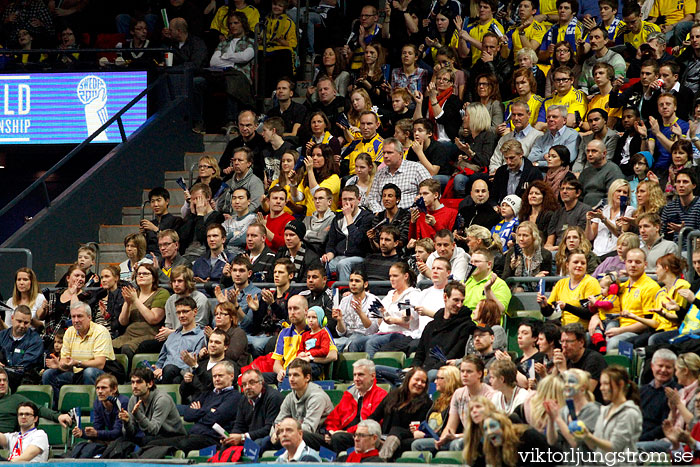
[[552, 322, 607, 402], [536, 66, 587, 131], [0, 402, 48, 462], [223, 369, 284, 448], [337, 419, 383, 463]]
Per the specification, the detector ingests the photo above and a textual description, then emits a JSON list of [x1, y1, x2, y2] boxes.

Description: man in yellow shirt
[[506, 0, 547, 56], [210, 0, 260, 36], [606, 248, 661, 352], [536, 66, 587, 130], [620, 3, 661, 49], [648, 0, 695, 46], [341, 111, 383, 175], [460, 0, 505, 65]]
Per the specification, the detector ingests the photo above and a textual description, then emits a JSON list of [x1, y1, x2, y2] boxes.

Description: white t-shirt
[[410, 286, 445, 338], [5, 429, 49, 462], [4, 294, 46, 327], [378, 287, 421, 335], [591, 205, 635, 257]]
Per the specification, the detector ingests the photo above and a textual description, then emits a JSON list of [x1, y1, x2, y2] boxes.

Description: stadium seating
[[58, 385, 95, 413], [16, 384, 53, 409]]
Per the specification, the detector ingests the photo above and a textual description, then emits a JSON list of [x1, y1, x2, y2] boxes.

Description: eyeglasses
[[198, 164, 214, 169], [136, 272, 151, 277], [360, 13, 376, 18], [436, 77, 453, 83], [158, 241, 174, 248], [560, 338, 578, 345], [554, 77, 571, 83], [215, 312, 230, 317], [477, 82, 490, 87], [353, 433, 374, 438], [241, 380, 262, 388]]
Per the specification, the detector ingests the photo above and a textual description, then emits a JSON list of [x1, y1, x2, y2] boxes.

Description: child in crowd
[[492, 195, 520, 253], [298, 306, 337, 378], [587, 273, 622, 353], [409, 238, 435, 277], [56, 245, 99, 288], [627, 151, 652, 208], [42, 329, 64, 376]]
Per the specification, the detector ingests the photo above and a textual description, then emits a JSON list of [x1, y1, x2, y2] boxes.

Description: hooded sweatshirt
[[592, 399, 643, 454]]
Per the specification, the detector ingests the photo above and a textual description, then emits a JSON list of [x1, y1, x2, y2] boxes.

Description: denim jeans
[[286, 8, 323, 54], [42, 367, 104, 408], [648, 330, 679, 347], [328, 256, 364, 281], [248, 334, 273, 358], [606, 332, 639, 352], [365, 333, 403, 357]]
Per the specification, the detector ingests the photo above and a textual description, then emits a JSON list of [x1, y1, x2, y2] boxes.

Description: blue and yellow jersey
[[260, 14, 297, 52], [650, 0, 695, 25], [341, 133, 384, 175], [506, 21, 547, 55], [430, 31, 460, 62], [621, 21, 661, 48], [506, 94, 545, 127], [272, 324, 305, 367], [586, 93, 622, 120], [537, 87, 587, 123], [540, 18, 584, 52], [599, 17, 625, 43], [466, 18, 505, 65]]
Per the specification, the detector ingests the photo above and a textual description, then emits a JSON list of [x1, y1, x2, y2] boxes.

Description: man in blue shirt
[[0, 305, 43, 393], [154, 296, 206, 384]]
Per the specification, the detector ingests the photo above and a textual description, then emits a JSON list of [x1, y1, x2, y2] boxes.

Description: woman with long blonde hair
[[344, 88, 374, 142], [462, 396, 499, 466], [555, 226, 599, 275], [634, 180, 666, 218], [5, 267, 45, 328], [345, 152, 376, 209], [516, 375, 566, 434], [545, 369, 600, 449], [586, 179, 634, 257], [410, 365, 462, 453]]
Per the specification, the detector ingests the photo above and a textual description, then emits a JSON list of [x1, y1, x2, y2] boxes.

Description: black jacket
[[468, 56, 515, 101], [325, 208, 374, 257], [179, 357, 236, 404], [419, 95, 462, 141], [491, 158, 543, 204], [232, 383, 284, 441], [413, 306, 475, 372], [458, 197, 502, 231], [641, 84, 695, 122]]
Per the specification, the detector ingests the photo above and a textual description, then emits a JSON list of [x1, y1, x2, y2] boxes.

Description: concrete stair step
[[99, 225, 140, 244], [204, 141, 228, 153], [121, 205, 183, 225], [98, 251, 127, 264], [142, 188, 184, 205], [97, 243, 124, 254], [164, 171, 188, 182], [203, 134, 229, 143]]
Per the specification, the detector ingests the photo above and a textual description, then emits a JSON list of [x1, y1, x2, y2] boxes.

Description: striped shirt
[[61, 322, 114, 373], [661, 196, 700, 241], [367, 160, 431, 213]]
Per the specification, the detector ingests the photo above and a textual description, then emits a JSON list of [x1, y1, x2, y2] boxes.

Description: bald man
[[457, 178, 502, 231], [578, 139, 624, 207]]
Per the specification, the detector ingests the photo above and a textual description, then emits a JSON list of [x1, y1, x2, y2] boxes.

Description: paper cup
[[165, 52, 173, 67]]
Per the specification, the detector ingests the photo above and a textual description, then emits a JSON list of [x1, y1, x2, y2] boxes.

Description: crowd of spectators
[[9, 0, 700, 463]]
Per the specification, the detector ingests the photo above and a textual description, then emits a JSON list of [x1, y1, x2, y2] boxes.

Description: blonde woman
[[345, 152, 376, 209], [453, 102, 497, 173], [503, 221, 554, 292], [410, 365, 462, 454], [481, 410, 550, 466], [620, 180, 666, 232], [464, 224, 504, 275], [463, 396, 499, 466], [555, 226, 599, 276], [544, 369, 600, 450], [5, 267, 45, 327], [516, 375, 566, 434], [585, 179, 635, 257]]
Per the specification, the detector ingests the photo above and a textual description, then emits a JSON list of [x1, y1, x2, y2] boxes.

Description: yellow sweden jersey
[[466, 19, 505, 65], [622, 21, 661, 48], [537, 88, 587, 123]]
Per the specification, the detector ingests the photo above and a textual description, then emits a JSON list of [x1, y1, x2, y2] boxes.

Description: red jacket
[[408, 205, 458, 240], [345, 449, 381, 463], [265, 212, 295, 251], [325, 382, 387, 433]]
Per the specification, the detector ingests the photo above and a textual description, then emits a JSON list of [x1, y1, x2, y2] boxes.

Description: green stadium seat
[[335, 383, 350, 392], [58, 385, 95, 413], [158, 384, 181, 405], [171, 450, 185, 459], [114, 354, 129, 374], [131, 353, 159, 370], [405, 352, 415, 367], [326, 389, 344, 405], [373, 351, 405, 368], [41, 421, 66, 447], [260, 450, 278, 462], [396, 450, 432, 463], [377, 383, 392, 392], [118, 384, 133, 400], [16, 385, 53, 409], [335, 352, 368, 381], [433, 451, 465, 464], [605, 354, 632, 374]]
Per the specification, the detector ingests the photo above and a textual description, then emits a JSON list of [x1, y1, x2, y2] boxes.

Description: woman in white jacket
[[581, 365, 643, 454]]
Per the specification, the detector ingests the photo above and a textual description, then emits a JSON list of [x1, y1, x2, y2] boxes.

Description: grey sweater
[[592, 400, 643, 454], [123, 388, 186, 438], [579, 162, 624, 207], [272, 382, 334, 435]]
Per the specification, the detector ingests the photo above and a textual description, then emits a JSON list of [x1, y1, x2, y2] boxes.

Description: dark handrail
[[0, 248, 32, 269], [0, 72, 171, 220]]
